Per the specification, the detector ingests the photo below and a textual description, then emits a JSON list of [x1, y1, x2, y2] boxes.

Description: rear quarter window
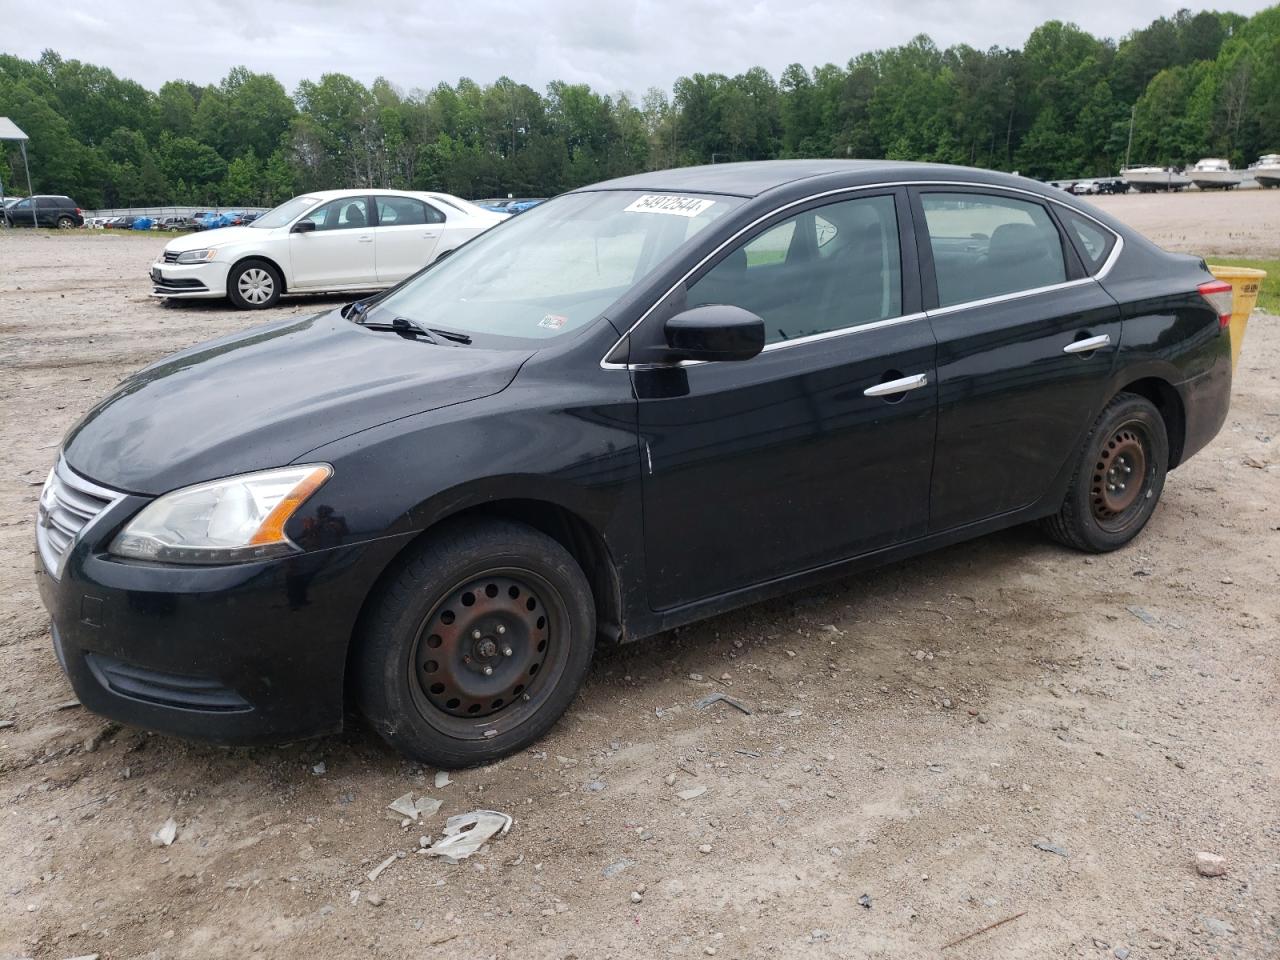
[[1060, 210, 1117, 274]]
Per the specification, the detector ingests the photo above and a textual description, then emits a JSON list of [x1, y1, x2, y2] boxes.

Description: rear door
[[34, 197, 55, 227], [289, 196, 377, 288], [372, 195, 444, 283], [912, 187, 1123, 531], [633, 189, 938, 610]]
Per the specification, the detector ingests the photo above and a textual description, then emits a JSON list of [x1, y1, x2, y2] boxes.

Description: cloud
[[4, 0, 1274, 97]]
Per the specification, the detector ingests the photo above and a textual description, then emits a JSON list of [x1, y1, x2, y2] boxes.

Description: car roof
[[576, 160, 1050, 199], [303, 188, 466, 202]]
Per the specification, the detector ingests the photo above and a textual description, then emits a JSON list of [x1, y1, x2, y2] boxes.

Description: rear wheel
[[1043, 392, 1169, 552], [56, 215, 75, 229], [227, 259, 282, 309], [355, 519, 595, 767]]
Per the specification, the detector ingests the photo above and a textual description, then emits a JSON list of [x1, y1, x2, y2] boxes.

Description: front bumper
[[149, 259, 230, 299], [35, 473, 414, 745]]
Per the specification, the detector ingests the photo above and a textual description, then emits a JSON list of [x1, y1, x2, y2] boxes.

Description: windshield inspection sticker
[[624, 194, 716, 218], [538, 313, 568, 330]]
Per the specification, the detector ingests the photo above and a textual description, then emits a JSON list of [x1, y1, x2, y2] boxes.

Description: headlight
[[109, 465, 332, 564], [175, 248, 217, 264]]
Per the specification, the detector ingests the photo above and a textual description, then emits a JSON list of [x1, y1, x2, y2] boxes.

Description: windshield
[[252, 195, 320, 229], [369, 190, 742, 340]]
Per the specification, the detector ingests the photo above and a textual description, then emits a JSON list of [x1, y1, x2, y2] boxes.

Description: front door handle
[[358, 234, 373, 243], [1063, 333, 1112, 354], [423, 232, 440, 239], [864, 373, 929, 398]]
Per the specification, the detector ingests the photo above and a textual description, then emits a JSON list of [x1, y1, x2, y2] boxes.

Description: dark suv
[[3, 195, 84, 228]]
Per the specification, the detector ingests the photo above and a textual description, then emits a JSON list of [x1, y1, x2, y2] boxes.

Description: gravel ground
[[0, 203, 1277, 960]]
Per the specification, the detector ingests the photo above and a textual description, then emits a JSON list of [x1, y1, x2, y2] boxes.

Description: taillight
[[75, 207, 83, 216], [1198, 279, 1233, 330]]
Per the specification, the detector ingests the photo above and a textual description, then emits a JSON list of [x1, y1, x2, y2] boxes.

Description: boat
[[1118, 165, 1191, 193], [1188, 158, 1243, 190], [1248, 154, 1280, 188]]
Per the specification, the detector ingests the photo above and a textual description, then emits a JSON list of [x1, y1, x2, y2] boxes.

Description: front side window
[[921, 192, 1067, 307], [687, 194, 902, 345], [369, 190, 742, 341], [307, 197, 369, 231]]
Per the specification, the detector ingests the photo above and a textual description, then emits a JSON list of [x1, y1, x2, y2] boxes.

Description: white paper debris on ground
[[150, 818, 178, 847], [434, 771, 452, 789], [426, 810, 512, 863], [366, 853, 398, 882], [387, 792, 443, 822], [677, 786, 708, 801]]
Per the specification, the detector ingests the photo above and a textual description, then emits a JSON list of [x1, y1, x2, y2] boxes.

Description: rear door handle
[[864, 373, 929, 397], [1063, 333, 1111, 354], [358, 234, 373, 243], [423, 232, 440, 238]]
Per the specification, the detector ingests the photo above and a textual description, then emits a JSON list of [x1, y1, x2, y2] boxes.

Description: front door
[[632, 190, 938, 610], [912, 188, 1123, 530], [289, 196, 376, 288]]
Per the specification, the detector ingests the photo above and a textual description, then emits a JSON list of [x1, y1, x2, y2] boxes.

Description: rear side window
[[377, 196, 445, 226], [1060, 210, 1116, 274], [687, 194, 902, 345], [921, 193, 1067, 307]]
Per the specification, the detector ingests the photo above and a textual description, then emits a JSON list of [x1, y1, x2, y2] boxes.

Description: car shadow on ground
[[122, 521, 1049, 784]]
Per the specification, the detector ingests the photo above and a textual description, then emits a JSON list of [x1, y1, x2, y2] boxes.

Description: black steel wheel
[[355, 518, 595, 766], [1043, 392, 1168, 552]]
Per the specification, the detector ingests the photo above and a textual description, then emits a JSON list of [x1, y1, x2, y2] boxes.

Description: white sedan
[[149, 189, 508, 309]]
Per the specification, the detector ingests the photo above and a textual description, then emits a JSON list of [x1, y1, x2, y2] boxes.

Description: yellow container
[[1207, 265, 1267, 372]]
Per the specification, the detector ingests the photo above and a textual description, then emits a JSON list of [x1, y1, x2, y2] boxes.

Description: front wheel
[[355, 519, 596, 767], [227, 259, 282, 309], [1043, 392, 1169, 552]]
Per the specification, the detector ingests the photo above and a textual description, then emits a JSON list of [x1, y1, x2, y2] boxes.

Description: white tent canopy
[[0, 116, 37, 226]]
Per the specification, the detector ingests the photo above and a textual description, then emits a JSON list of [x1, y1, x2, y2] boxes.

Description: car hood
[[165, 226, 263, 251], [63, 310, 531, 495]]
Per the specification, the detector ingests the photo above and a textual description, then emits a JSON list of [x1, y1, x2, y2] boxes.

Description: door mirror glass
[[664, 304, 764, 362], [291, 218, 317, 234]]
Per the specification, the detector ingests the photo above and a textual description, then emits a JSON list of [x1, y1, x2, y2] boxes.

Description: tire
[[56, 216, 75, 229], [227, 258, 282, 309], [355, 519, 596, 767], [1042, 392, 1169, 553]]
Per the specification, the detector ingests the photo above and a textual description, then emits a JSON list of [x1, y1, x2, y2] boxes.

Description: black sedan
[[36, 161, 1233, 766]]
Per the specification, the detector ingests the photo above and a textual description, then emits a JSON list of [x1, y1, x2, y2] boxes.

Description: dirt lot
[[1089, 190, 1280, 259], [1, 198, 1277, 960]]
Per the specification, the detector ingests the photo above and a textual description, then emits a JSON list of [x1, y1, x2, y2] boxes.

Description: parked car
[[157, 216, 192, 231], [39, 160, 1233, 765], [2, 194, 84, 228], [475, 197, 546, 214], [148, 189, 507, 308]]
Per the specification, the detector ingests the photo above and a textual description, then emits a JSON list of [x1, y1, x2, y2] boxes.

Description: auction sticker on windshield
[[624, 194, 716, 217]]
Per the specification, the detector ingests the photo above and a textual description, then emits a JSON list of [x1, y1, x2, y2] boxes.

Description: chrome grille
[[36, 458, 120, 578]]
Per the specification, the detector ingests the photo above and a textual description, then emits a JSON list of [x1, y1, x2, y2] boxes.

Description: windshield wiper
[[353, 315, 440, 344], [427, 327, 472, 345], [342, 298, 371, 320], [347, 303, 472, 345]]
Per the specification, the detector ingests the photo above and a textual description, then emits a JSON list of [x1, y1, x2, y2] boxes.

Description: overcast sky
[[6, 0, 1275, 97]]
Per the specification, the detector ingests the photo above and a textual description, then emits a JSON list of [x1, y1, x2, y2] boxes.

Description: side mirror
[[663, 304, 765, 362], [291, 219, 317, 234]]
